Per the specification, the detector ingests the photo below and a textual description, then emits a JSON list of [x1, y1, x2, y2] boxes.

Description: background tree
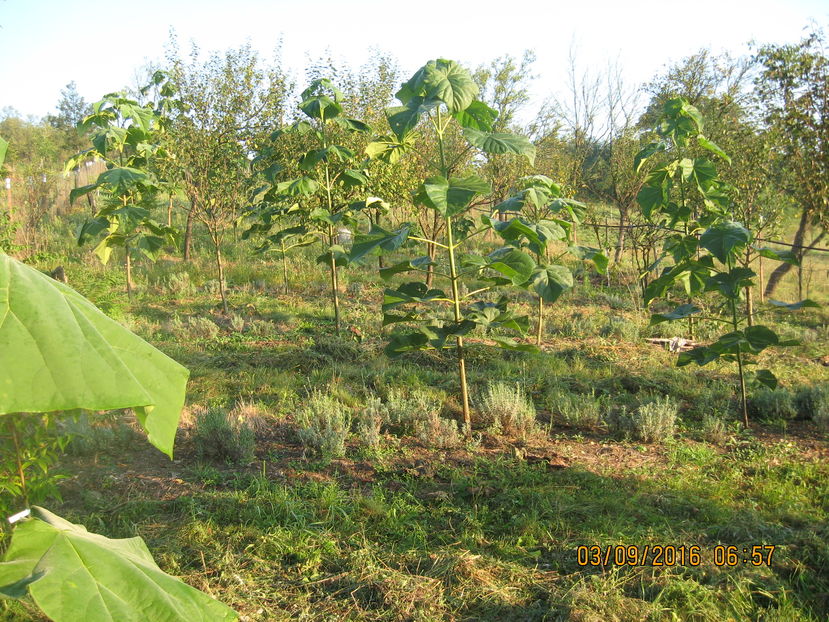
[[46, 81, 90, 154], [754, 28, 829, 298], [165, 42, 292, 311], [474, 51, 537, 209]]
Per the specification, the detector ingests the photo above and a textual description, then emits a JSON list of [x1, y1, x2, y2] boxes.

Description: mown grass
[[3, 220, 828, 621]]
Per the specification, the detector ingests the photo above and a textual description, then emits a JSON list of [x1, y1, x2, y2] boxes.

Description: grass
[[3, 219, 829, 621]]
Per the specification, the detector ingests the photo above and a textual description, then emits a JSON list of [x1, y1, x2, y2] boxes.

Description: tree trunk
[[614, 208, 627, 263], [167, 195, 173, 227], [425, 242, 437, 288], [214, 237, 228, 315], [183, 207, 195, 262], [765, 210, 809, 298], [328, 225, 341, 334]]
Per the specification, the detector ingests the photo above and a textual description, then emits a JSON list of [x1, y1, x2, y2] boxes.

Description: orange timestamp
[[576, 544, 776, 567]]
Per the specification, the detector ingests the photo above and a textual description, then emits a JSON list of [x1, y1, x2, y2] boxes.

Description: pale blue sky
[[1, 0, 827, 120]]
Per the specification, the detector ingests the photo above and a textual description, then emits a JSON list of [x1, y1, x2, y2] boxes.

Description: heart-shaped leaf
[[0, 507, 236, 622], [0, 253, 188, 457], [462, 128, 535, 164], [700, 221, 751, 265], [421, 59, 479, 112], [650, 303, 702, 325], [531, 264, 573, 303]]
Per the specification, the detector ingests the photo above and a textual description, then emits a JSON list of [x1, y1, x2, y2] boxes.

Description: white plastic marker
[[8, 508, 31, 524]]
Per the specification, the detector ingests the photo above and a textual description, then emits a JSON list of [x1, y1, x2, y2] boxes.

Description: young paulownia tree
[[352, 59, 541, 434], [69, 77, 178, 298], [635, 98, 819, 426], [247, 78, 377, 333]]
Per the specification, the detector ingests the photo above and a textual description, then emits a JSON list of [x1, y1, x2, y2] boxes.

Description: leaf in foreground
[[0, 507, 237, 622], [0, 252, 188, 457]]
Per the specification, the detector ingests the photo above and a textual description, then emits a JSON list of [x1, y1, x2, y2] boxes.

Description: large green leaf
[[365, 136, 411, 163], [299, 95, 342, 121], [697, 135, 731, 164], [386, 97, 437, 140], [462, 128, 536, 164], [705, 267, 755, 298], [69, 183, 101, 205], [531, 264, 573, 303], [349, 224, 410, 263], [633, 141, 665, 172], [452, 100, 498, 131], [755, 247, 799, 265], [0, 136, 8, 168], [415, 176, 490, 217], [383, 282, 447, 311], [637, 184, 667, 219], [700, 221, 751, 265], [568, 246, 608, 274], [649, 303, 702, 325], [0, 252, 188, 457], [421, 59, 479, 112], [96, 167, 151, 193], [486, 247, 535, 285], [768, 298, 820, 310], [0, 507, 236, 622], [379, 256, 434, 280]]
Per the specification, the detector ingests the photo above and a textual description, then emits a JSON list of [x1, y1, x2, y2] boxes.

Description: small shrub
[[248, 319, 275, 338], [599, 315, 639, 340], [160, 271, 194, 295], [548, 389, 604, 428], [229, 314, 245, 333], [193, 407, 256, 464], [477, 382, 537, 438], [610, 396, 678, 443], [795, 384, 829, 429], [356, 396, 389, 449], [230, 399, 272, 437], [386, 387, 443, 435], [415, 411, 460, 449], [63, 413, 138, 456], [201, 279, 221, 294], [700, 414, 729, 445], [168, 315, 221, 340], [312, 335, 364, 363], [295, 390, 352, 459], [188, 316, 221, 340], [748, 387, 797, 420]]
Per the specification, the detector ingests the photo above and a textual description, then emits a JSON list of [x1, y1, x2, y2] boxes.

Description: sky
[[0, 0, 827, 121]]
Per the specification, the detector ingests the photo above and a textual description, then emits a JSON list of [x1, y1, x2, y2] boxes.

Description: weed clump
[[63, 412, 138, 456], [700, 414, 729, 445], [386, 387, 443, 434], [610, 396, 678, 443], [415, 411, 461, 449], [229, 314, 245, 332], [796, 384, 829, 429], [168, 315, 221, 340], [295, 390, 352, 459], [356, 396, 389, 449], [477, 382, 537, 439], [547, 388, 604, 429], [159, 271, 194, 295], [748, 387, 797, 420], [385, 387, 459, 448], [193, 407, 256, 464]]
